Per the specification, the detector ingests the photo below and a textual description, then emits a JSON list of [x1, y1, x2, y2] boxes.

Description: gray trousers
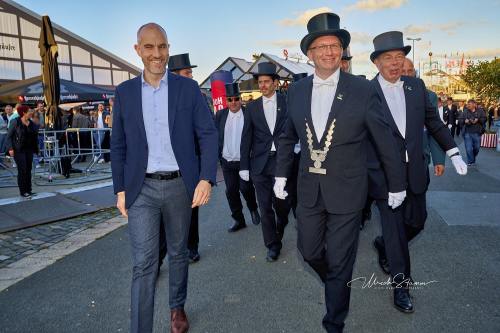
[[127, 177, 191, 333]]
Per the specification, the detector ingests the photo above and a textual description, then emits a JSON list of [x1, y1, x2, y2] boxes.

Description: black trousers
[[297, 188, 361, 333], [159, 206, 199, 262], [220, 158, 258, 221], [252, 155, 290, 251], [376, 199, 411, 278], [14, 150, 34, 195]]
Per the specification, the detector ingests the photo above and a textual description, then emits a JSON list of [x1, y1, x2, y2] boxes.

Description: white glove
[[273, 177, 288, 200], [451, 155, 467, 175], [448, 124, 452, 129], [239, 170, 249, 182], [388, 190, 406, 209]]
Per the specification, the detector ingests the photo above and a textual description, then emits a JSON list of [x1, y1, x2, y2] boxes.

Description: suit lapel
[[256, 97, 273, 136], [273, 93, 285, 135], [167, 72, 179, 134], [373, 74, 404, 139], [220, 108, 229, 145], [303, 76, 318, 145], [132, 76, 147, 141], [320, 71, 349, 144], [401, 76, 413, 139]]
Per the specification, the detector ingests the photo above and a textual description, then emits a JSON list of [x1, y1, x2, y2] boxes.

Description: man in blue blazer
[[111, 23, 217, 333]]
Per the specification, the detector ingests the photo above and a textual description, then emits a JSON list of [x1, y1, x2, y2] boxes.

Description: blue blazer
[[111, 72, 218, 209]]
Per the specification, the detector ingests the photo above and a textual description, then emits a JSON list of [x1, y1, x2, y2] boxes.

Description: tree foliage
[[461, 58, 500, 105]]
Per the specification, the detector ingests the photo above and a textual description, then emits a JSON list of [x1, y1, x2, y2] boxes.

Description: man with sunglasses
[[215, 83, 260, 232], [240, 62, 291, 262]]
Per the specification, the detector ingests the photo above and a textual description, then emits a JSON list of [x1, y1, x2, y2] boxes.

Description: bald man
[[111, 23, 217, 333]]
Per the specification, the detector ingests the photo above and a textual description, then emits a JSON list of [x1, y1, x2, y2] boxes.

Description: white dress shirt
[[378, 74, 406, 138], [222, 109, 244, 161], [438, 106, 445, 124], [311, 69, 339, 141], [97, 112, 104, 129], [262, 92, 277, 151]]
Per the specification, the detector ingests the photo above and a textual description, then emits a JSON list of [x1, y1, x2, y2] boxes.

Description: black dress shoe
[[250, 210, 261, 225], [21, 193, 31, 198], [394, 287, 414, 313], [228, 220, 246, 233], [373, 236, 390, 274], [266, 249, 279, 262], [189, 249, 200, 263]]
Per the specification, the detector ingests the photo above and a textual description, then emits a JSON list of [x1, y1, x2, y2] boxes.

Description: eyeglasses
[[227, 97, 240, 102], [308, 43, 342, 53]]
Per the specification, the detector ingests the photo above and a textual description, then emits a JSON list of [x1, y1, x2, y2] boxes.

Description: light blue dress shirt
[[141, 72, 179, 172]]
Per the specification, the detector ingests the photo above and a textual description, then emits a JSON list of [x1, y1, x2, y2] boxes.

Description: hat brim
[[169, 65, 198, 72], [300, 29, 351, 55], [370, 45, 411, 62], [252, 73, 280, 80]]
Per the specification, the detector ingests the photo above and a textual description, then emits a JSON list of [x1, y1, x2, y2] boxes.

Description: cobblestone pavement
[[0, 208, 119, 269]]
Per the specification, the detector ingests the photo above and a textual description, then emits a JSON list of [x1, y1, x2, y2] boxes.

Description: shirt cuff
[[446, 147, 460, 157]]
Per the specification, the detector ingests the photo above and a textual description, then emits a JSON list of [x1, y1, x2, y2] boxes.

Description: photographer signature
[[347, 273, 438, 289]]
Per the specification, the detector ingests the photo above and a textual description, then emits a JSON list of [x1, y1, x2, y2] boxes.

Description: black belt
[[269, 151, 277, 157], [145, 171, 181, 180]]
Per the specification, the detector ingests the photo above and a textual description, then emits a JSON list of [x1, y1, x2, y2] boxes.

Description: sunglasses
[[227, 97, 240, 102]]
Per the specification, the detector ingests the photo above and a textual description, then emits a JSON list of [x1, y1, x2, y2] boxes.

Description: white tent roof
[[248, 53, 315, 79], [199, 57, 253, 89]]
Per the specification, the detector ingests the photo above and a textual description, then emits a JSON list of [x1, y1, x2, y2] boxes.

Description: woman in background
[[6, 105, 39, 197]]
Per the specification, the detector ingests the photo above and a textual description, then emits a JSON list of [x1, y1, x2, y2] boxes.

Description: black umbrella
[[0, 76, 114, 105], [39, 15, 61, 130]]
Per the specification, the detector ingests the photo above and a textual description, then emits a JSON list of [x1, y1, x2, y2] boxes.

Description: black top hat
[[252, 62, 280, 80], [225, 83, 240, 97], [370, 31, 411, 62], [168, 53, 197, 72], [300, 12, 351, 55], [292, 73, 308, 82], [342, 48, 352, 61]]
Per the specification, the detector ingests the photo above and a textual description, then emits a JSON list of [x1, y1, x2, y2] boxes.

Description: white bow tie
[[383, 80, 404, 88], [313, 77, 336, 87]]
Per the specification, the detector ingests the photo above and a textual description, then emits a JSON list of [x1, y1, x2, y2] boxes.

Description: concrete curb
[[0, 216, 127, 292]]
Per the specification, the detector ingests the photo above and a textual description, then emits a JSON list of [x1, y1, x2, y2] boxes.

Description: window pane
[[0, 12, 18, 35], [21, 39, 39, 61], [58, 65, 71, 80], [58, 44, 70, 64], [73, 66, 92, 84], [0, 59, 22, 80], [71, 46, 91, 65], [20, 18, 40, 38], [93, 68, 111, 85], [24, 61, 41, 78], [92, 54, 110, 68], [0, 35, 20, 58], [112, 70, 129, 85]]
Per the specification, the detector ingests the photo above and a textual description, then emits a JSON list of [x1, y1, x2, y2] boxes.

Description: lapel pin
[[337, 94, 343, 100], [406, 85, 412, 91]]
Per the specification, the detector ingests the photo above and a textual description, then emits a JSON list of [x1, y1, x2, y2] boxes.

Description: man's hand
[[434, 164, 445, 176], [192, 180, 212, 208], [388, 190, 406, 209], [273, 177, 288, 200], [451, 155, 467, 175], [8, 149, 14, 157], [116, 191, 128, 217], [239, 170, 249, 182]]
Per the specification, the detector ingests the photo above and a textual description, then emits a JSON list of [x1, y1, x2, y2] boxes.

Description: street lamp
[[406, 37, 421, 65]]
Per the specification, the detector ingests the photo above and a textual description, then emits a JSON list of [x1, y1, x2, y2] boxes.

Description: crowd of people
[[0, 100, 114, 196]]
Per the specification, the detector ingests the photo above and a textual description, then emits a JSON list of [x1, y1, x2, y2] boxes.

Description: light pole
[[406, 37, 421, 65]]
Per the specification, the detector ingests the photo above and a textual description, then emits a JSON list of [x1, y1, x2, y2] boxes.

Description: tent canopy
[[0, 75, 114, 105]]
